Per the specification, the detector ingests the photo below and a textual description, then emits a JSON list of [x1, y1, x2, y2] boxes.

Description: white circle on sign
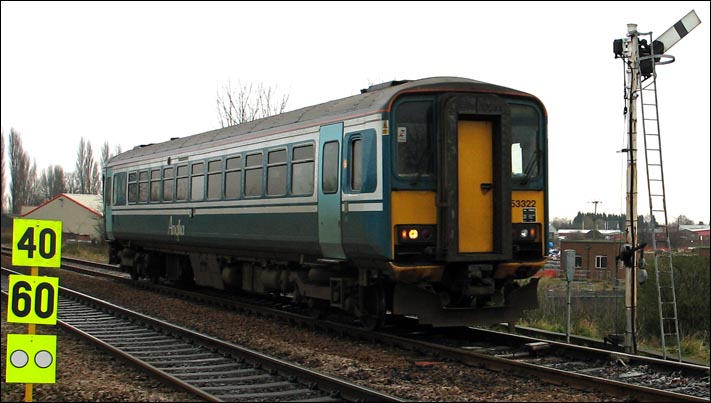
[[35, 350, 53, 368], [10, 350, 29, 368]]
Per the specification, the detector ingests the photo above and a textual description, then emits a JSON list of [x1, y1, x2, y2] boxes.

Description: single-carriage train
[[104, 77, 548, 327]]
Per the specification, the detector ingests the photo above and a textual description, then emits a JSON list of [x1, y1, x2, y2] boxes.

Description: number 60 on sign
[[12, 219, 62, 268]]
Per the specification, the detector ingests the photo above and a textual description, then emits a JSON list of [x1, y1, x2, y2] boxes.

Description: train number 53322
[[511, 199, 536, 208]]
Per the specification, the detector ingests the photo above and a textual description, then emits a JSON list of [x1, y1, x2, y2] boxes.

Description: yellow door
[[458, 120, 493, 253]]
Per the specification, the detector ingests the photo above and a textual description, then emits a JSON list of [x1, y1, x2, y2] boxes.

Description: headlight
[[397, 225, 435, 244], [513, 224, 541, 242]]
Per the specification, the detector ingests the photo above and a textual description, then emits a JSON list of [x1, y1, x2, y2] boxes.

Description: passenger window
[[207, 160, 223, 200], [245, 152, 263, 197], [138, 171, 149, 203], [225, 156, 242, 199], [150, 169, 161, 202], [128, 172, 138, 203], [291, 144, 314, 196], [267, 149, 287, 196], [176, 165, 188, 201], [163, 167, 174, 202], [322, 141, 339, 194], [191, 162, 205, 201]]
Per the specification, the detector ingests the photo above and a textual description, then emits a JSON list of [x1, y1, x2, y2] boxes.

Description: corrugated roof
[[63, 194, 103, 215], [679, 224, 710, 232]]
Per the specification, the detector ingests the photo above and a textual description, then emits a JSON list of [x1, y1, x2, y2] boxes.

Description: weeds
[[521, 256, 710, 364]]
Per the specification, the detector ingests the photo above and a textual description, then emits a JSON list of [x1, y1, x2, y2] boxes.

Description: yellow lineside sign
[[12, 218, 62, 268], [7, 275, 59, 325], [5, 334, 57, 384]]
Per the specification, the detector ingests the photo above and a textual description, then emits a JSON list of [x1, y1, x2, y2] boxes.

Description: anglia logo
[[168, 216, 185, 240]]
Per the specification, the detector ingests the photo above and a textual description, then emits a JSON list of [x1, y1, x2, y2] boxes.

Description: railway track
[[3, 249, 709, 401], [384, 325, 710, 402], [1, 266, 403, 402]]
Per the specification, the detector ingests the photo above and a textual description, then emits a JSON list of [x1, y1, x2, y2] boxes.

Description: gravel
[[2, 264, 624, 402]]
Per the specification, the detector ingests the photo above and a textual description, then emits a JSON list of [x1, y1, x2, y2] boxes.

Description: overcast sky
[[2, 1, 709, 223]]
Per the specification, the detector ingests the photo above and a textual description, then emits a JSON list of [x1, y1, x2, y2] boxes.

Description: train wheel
[[149, 270, 160, 284], [359, 284, 386, 330], [307, 298, 328, 319], [127, 266, 139, 281]]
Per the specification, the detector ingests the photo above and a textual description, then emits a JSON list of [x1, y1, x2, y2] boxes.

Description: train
[[103, 76, 548, 328]]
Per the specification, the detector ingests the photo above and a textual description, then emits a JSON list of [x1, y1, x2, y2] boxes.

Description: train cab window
[[394, 100, 434, 182], [150, 169, 161, 202], [163, 167, 174, 202], [225, 156, 242, 199], [322, 141, 339, 194], [267, 149, 287, 196], [207, 160, 223, 200], [511, 104, 541, 186], [138, 171, 149, 203], [191, 162, 205, 201], [176, 165, 188, 201], [291, 144, 314, 196], [245, 152, 264, 197], [128, 172, 138, 203]]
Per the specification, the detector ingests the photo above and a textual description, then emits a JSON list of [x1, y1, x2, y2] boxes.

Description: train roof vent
[[360, 80, 410, 94]]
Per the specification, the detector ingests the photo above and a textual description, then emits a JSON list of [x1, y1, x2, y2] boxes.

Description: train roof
[[108, 76, 540, 167]]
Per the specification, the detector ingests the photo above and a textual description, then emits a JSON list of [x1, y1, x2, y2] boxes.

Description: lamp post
[[589, 201, 602, 239]]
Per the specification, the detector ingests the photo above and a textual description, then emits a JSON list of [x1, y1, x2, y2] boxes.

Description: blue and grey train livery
[[104, 76, 548, 327]]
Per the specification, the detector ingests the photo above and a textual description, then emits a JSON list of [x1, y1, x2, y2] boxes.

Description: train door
[[318, 123, 346, 259], [439, 94, 511, 261], [458, 120, 494, 252]]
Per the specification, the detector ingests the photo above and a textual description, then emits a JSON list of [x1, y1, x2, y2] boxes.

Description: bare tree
[[90, 161, 100, 194], [51, 165, 66, 197], [38, 165, 66, 201], [75, 137, 100, 194], [216, 81, 290, 128], [27, 159, 43, 206], [101, 141, 111, 172], [8, 128, 31, 214], [65, 171, 80, 193], [675, 215, 694, 226], [76, 137, 87, 193]]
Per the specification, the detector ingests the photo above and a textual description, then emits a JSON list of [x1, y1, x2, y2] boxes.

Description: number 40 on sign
[[12, 219, 62, 268]]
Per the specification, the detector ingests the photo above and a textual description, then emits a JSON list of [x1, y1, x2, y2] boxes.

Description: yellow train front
[[104, 77, 547, 327], [381, 79, 547, 326]]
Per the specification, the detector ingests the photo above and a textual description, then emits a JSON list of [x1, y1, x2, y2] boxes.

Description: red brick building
[[559, 239, 625, 282]]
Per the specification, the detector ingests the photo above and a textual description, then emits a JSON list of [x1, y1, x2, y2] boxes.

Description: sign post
[[7, 218, 62, 402], [561, 249, 576, 344]]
